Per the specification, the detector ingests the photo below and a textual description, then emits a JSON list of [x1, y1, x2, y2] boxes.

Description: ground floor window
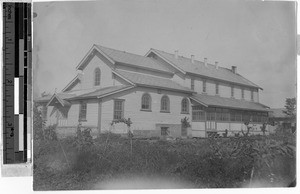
[[191, 106, 268, 123], [114, 99, 124, 120], [79, 102, 87, 121], [192, 106, 205, 121]]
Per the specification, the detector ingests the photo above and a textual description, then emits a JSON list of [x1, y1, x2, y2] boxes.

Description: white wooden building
[[36, 45, 269, 138]]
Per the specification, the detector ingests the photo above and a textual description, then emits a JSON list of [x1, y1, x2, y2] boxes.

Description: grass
[[33, 132, 296, 190]]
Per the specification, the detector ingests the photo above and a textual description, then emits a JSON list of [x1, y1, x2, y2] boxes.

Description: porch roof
[[191, 93, 269, 112]]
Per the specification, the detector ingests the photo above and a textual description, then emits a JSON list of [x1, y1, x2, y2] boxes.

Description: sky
[[33, 0, 297, 108]]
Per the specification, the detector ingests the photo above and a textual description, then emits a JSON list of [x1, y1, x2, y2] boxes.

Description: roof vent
[[232, 66, 237, 74], [215, 61, 219, 69], [204, 58, 208, 67], [191, 55, 195, 63], [174, 50, 178, 59]]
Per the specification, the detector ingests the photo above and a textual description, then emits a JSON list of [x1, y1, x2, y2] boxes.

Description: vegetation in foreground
[[33, 130, 296, 190], [33, 104, 296, 190]]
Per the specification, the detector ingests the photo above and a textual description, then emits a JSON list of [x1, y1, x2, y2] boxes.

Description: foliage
[[33, 134, 296, 190], [33, 103, 46, 141], [181, 117, 191, 128], [44, 124, 58, 141], [73, 123, 93, 151], [283, 97, 296, 119]]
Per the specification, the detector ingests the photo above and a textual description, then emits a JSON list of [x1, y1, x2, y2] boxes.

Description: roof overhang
[[145, 49, 186, 75], [76, 44, 116, 71], [186, 72, 263, 90], [46, 94, 71, 107]]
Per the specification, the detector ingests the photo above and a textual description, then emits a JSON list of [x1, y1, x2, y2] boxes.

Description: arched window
[[161, 95, 170, 112], [94, 68, 101, 86], [181, 98, 189, 113], [141, 93, 151, 111]]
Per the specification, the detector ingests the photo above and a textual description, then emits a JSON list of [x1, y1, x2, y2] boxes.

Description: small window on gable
[[79, 102, 87, 121], [141, 93, 151, 111], [161, 95, 170, 112], [94, 68, 101, 86], [181, 98, 189, 113]]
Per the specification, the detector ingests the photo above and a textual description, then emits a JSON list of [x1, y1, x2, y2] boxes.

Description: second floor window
[[94, 68, 101, 86], [79, 102, 87, 121], [215, 83, 219, 95], [161, 95, 170, 112], [203, 80, 206, 93], [141, 93, 151, 110], [231, 86, 234, 97], [251, 90, 254, 101], [241, 88, 245, 99], [191, 78, 195, 91]]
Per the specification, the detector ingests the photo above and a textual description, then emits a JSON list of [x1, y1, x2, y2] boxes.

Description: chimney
[[204, 58, 207, 67], [232, 66, 237, 74], [215, 61, 219, 69], [174, 50, 178, 59], [191, 55, 195, 63]]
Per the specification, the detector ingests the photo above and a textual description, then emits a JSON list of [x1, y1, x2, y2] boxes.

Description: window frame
[[191, 78, 195, 91], [231, 86, 234, 98], [160, 95, 170, 113], [79, 101, 87, 121], [141, 93, 152, 111], [251, 90, 254, 101], [94, 68, 101, 86], [192, 106, 206, 121], [202, 80, 206, 93], [113, 99, 125, 120], [181, 98, 189, 114], [215, 82, 219, 95], [241, 88, 245, 99]]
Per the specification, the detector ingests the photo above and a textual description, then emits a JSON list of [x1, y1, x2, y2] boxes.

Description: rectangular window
[[114, 99, 124, 120], [231, 86, 234, 97], [241, 89, 244, 99], [216, 83, 219, 95], [191, 78, 195, 91], [251, 90, 254, 101], [192, 106, 205, 121], [79, 102, 87, 121], [203, 80, 206, 93]]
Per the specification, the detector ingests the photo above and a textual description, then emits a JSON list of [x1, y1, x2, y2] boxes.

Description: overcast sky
[[33, 0, 296, 108]]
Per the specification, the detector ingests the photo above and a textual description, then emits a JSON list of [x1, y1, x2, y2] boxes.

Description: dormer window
[[94, 68, 101, 86]]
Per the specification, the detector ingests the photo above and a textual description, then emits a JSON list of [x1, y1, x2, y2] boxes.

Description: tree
[[283, 98, 296, 119]]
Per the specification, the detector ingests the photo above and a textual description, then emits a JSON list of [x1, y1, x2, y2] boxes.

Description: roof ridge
[[96, 44, 154, 60], [152, 48, 229, 70]]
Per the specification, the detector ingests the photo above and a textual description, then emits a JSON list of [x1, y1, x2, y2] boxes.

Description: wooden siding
[[99, 87, 192, 133], [79, 53, 123, 90]]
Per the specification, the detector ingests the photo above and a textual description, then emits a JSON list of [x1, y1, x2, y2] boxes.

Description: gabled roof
[[191, 93, 269, 112], [62, 75, 80, 92], [46, 93, 72, 107], [114, 70, 193, 93], [147, 48, 261, 89], [69, 85, 134, 100], [96, 45, 173, 74], [35, 85, 135, 103]]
